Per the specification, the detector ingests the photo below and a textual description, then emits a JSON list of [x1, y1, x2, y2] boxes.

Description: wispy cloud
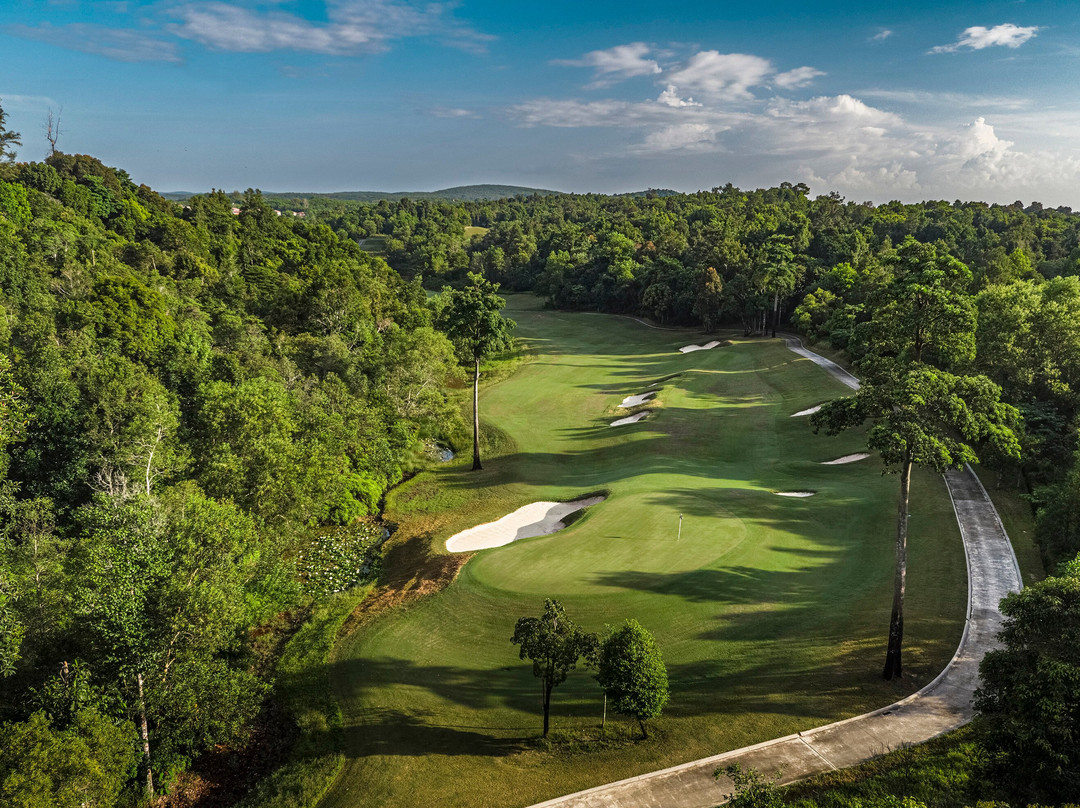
[[168, 0, 493, 55], [871, 29, 893, 41], [8, 0, 493, 61], [9, 22, 181, 62], [664, 51, 774, 100], [930, 23, 1039, 54], [775, 66, 826, 90], [428, 106, 478, 118], [552, 43, 661, 88]]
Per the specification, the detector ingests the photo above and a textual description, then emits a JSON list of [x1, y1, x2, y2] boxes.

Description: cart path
[[527, 338, 1022, 808]]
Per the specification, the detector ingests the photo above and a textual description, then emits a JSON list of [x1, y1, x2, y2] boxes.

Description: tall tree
[[812, 240, 1020, 679], [511, 599, 591, 737], [596, 619, 669, 738], [0, 99, 21, 163], [436, 273, 514, 470]]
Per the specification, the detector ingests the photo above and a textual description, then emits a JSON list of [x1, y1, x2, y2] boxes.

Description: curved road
[[528, 337, 1023, 808]]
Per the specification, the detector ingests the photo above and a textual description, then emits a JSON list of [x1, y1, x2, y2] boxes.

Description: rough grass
[[318, 295, 968, 808], [237, 585, 372, 808]]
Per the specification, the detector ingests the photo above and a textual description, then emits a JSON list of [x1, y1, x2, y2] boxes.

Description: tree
[[0, 709, 137, 808], [975, 559, 1080, 803], [692, 267, 724, 333], [0, 99, 21, 162], [596, 619, 669, 738], [756, 234, 800, 338], [511, 599, 591, 736], [812, 240, 1020, 680], [436, 273, 515, 470]]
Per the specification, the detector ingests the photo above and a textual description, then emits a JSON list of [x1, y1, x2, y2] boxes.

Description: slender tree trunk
[[638, 718, 648, 739], [137, 671, 155, 798], [601, 692, 607, 729], [771, 290, 780, 338], [472, 357, 482, 471], [542, 679, 553, 736], [883, 457, 912, 680]]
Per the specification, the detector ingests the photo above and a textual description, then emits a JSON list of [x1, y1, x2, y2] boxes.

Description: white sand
[[445, 496, 606, 553], [775, 491, 816, 497], [791, 405, 822, 417], [611, 411, 650, 427], [679, 341, 722, 354], [822, 453, 870, 465], [619, 391, 656, 408]]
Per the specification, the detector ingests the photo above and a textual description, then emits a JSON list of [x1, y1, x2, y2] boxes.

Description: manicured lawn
[[320, 296, 966, 808]]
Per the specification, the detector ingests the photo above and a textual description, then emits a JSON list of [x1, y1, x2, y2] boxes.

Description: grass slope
[[319, 296, 966, 808]]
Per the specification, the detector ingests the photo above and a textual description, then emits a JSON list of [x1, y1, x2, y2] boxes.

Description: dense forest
[[0, 145, 466, 803], [2, 126, 1080, 804]]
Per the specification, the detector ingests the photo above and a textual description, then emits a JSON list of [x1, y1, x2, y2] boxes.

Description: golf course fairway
[[320, 296, 966, 808]]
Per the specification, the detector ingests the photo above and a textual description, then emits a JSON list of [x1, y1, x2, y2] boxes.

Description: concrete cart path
[[528, 339, 1022, 808]]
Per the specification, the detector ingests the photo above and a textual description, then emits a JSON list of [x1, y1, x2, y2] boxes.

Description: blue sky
[[2, 0, 1078, 204]]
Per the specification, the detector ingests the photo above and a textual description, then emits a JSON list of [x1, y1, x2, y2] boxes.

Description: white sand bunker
[[619, 391, 655, 408], [680, 341, 722, 354], [775, 491, 816, 498], [445, 496, 606, 552], [822, 453, 871, 465], [791, 405, 822, 417], [611, 411, 650, 427]]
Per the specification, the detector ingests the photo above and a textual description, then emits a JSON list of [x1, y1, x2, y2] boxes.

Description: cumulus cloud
[[774, 66, 825, 90], [638, 123, 718, 153], [931, 23, 1039, 54], [664, 51, 773, 99], [553, 42, 661, 88], [9, 22, 181, 62], [657, 85, 701, 107]]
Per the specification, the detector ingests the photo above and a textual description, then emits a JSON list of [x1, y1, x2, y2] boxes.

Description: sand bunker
[[774, 491, 816, 498], [611, 411, 650, 427], [822, 453, 870, 465], [445, 496, 606, 552], [679, 341, 722, 354], [619, 391, 656, 408], [791, 405, 822, 417]]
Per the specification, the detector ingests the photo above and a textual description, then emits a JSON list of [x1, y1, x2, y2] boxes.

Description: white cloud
[[429, 106, 478, 118], [9, 22, 181, 62], [638, 123, 718, 153], [931, 23, 1039, 54], [553, 43, 661, 88], [167, 0, 492, 55], [774, 66, 825, 90], [657, 85, 701, 108], [871, 29, 893, 41], [665, 51, 773, 100]]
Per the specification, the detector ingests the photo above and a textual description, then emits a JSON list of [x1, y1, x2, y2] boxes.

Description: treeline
[[308, 185, 1080, 571], [0, 151, 464, 802]]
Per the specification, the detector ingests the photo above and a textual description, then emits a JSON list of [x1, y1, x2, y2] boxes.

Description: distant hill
[[163, 184, 563, 203]]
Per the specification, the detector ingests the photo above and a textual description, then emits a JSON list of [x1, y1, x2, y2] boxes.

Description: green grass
[[464, 225, 490, 238], [318, 295, 967, 808]]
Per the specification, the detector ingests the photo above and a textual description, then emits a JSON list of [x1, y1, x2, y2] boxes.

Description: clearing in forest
[[321, 295, 966, 808]]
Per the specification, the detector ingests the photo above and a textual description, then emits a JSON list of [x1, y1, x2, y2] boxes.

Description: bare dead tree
[[45, 107, 62, 157]]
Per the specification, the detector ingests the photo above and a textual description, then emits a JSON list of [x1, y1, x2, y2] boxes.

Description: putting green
[[321, 297, 965, 808]]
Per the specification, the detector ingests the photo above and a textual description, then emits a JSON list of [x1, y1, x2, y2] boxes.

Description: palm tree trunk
[[472, 357, 482, 471], [882, 456, 911, 680]]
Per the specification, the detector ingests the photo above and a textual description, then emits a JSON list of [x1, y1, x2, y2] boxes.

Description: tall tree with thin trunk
[[811, 239, 1020, 680], [0, 98, 21, 162], [436, 273, 514, 470], [511, 599, 591, 736]]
